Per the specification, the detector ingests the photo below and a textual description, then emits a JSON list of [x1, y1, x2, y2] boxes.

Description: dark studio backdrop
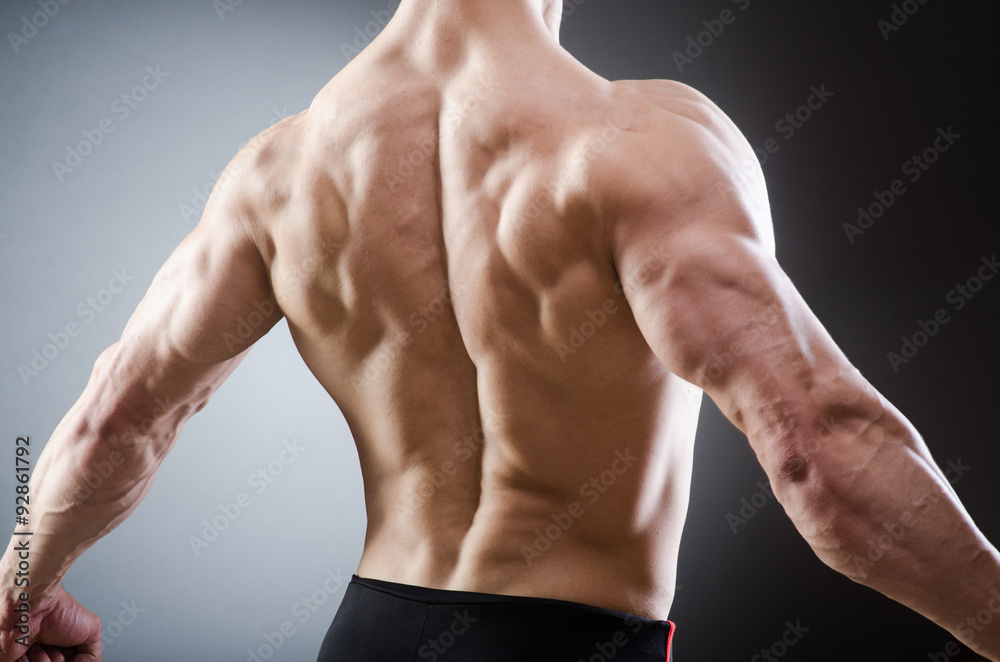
[[0, 0, 997, 660]]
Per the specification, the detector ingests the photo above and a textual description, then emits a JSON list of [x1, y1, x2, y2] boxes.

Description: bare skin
[[1, 1, 999, 660]]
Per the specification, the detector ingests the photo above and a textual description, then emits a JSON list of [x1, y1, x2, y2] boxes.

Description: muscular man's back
[[4, 2, 998, 661], [255, 14, 704, 619]]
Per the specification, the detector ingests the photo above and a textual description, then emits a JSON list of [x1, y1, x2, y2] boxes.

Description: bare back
[[4, 3, 1000, 660], [242, 32, 722, 619], [6, 7, 998, 660]]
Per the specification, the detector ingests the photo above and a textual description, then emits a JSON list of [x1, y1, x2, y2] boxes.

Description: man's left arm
[[0, 150, 282, 660]]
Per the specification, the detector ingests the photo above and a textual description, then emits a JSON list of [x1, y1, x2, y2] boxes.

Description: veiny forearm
[[772, 398, 1000, 659], [0, 330, 240, 602], [0, 405, 176, 600]]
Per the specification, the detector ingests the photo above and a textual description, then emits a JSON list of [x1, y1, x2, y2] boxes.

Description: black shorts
[[317, 575, 675, 661]]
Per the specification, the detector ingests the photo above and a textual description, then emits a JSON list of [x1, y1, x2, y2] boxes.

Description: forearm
[[775, 399, 1000, 658], [0, 307, 251, 601], [0, 408, 170, 600]]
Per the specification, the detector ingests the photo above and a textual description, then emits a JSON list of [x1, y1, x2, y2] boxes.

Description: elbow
[[761, 378, 889, 497], [766, 444, 844, 535], [760, 394, 923, 579], [82, 413, 159, 475], [757, 396, 883, 531], [764, 447, 870, 578]]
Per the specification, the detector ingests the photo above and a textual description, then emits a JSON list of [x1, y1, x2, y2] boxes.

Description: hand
[[0, 584, 101, 662]]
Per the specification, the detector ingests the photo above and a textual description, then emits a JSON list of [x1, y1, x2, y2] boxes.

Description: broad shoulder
[[229, 110, 311, 195], [207, 110, 313, 256], [601, 79, 774, 254], [607, 79, 762, 195]]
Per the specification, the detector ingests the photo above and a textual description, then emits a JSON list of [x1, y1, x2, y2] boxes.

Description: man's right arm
[[608, 85, 1000, 659]]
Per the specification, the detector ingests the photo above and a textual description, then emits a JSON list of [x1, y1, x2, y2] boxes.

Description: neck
[[385, 0, 563, 59]]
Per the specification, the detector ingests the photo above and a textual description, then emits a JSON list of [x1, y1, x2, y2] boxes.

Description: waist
[[360, 486, 684, 619]]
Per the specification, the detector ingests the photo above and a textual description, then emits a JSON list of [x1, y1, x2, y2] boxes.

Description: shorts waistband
[[352, 574, 675, 636]]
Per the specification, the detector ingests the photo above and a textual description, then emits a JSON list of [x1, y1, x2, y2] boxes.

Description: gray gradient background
[[1, 1, 997, 661]]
